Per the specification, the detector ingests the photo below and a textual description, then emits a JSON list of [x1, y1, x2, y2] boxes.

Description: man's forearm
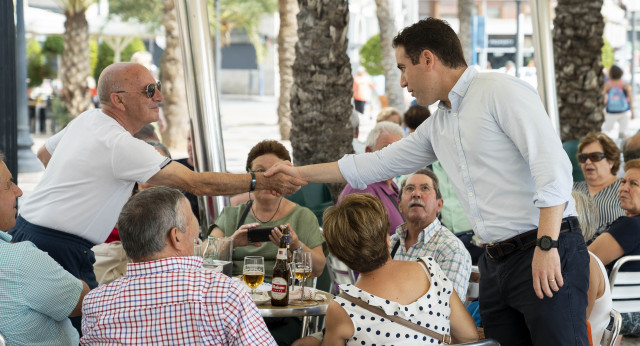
[[536, 204, 564, 238], [297, 162, 347, 184]]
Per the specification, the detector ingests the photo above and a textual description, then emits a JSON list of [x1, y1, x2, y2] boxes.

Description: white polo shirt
[[19, 109, 170, 244]]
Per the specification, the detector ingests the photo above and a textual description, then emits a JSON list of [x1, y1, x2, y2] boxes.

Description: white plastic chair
[[466, 265, 480, 305], [608, 255, 640, 315], [325, 253, 356, 295], [453, 339, 500, 345], [600, 309, 622, 346], [0, 331, 6, 346]]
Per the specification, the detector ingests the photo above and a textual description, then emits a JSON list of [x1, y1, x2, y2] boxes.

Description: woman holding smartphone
[[210, 140, 326, 281]]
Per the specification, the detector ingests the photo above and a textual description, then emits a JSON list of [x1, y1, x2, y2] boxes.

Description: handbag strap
[[236, 199, 253, 230], [337, 292, 452, 344]]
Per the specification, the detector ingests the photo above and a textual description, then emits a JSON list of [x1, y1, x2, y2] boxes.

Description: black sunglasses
[[115, 81, 161, 98], [577, 152, 607, 163]]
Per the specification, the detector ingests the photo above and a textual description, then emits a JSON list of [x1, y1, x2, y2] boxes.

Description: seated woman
[[589, 158, 640, 337], [211, 140, 325, 281], [322, 193, 477, 345], [573, 132, 624, 238], [572, 191, 612, 344]]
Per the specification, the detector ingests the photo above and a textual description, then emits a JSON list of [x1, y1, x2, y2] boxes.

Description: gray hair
[[365, 121, 405, 149], [118, 187, 188, 261], [146, 141, 172, 158], [399, 168, 442, 200], [571, 190, 598, 243]]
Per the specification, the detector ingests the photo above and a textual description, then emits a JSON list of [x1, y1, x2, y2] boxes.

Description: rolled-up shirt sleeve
[[338, 123, 438, 190]]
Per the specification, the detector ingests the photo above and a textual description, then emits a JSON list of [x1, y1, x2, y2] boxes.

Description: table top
[[257, 291, 333, 318]]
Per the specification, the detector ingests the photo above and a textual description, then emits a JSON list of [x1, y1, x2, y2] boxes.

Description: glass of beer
[[293, 251, 312, 303], [243, 256, 265, 296]]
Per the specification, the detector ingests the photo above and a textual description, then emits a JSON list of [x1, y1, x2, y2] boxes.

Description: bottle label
[[271, 277, 288, 299], [276, 248, 287, 260]]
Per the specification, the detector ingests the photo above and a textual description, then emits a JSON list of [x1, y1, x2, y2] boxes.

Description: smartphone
[[248, 227, 274, 243]]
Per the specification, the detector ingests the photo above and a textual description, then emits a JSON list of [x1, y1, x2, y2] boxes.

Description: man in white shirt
[[270, 18, 588, 345], [9, 63, 304, 331]]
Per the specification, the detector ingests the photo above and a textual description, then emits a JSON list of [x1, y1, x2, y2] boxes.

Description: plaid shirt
[[390, 219, 471, 301], [81, 256, 275, 345]]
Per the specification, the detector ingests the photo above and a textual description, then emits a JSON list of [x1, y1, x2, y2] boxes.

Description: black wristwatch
[[536, 236, 559, 251]]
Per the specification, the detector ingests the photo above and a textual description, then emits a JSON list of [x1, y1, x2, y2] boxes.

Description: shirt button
[[468, 192, 473, 197], [456, 138, 460, 143], [476, 218, 481, 222], [453, 113, 458, 117], [461, 165, 466, 169]]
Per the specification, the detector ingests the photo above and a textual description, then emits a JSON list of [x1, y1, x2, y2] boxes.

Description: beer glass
[[243, 256, 265, 296], [293, 251, 312, 303]]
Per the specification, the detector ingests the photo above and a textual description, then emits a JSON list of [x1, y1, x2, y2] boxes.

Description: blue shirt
[[339, 67, 576, 243], [0, 231, 82, 345]]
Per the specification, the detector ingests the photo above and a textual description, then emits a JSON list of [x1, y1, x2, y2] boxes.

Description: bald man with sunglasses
[[10, 63, 305, 330]]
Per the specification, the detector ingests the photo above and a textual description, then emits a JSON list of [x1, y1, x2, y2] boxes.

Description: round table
[[256, 290, 333, 337]]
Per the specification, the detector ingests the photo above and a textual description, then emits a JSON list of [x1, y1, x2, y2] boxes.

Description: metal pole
[[0, 0, 18, 179], [529, 0, 559, 133], [515, 0, 523, 78], [16, 0, 41, 173], [215, 0, 221, 89], [632, 11, 637, 100], [174, 0, 228, 237]]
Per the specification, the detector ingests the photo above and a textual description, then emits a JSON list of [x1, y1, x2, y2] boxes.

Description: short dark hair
[[323, 193, 390, 273], [399, 168, 441, 200], [609, 65, 623, 80], [403, 105, 431, 130], [118, 187, 188, 261], [624, 136, 640, 162], [392, 18, 467, 69], [246, 140, 291, 172]]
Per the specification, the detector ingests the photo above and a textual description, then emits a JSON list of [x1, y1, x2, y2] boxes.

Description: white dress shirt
[[339, 67, 576, 243]]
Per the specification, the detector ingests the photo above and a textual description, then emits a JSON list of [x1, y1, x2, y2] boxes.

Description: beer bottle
[[271, 232, 290, 306], [282, 225, 293, 262]]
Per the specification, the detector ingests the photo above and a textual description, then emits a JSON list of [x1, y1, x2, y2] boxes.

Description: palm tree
[[374, 0, 404, 111], [57, 0, 94, 118], [276, 0, 298, 140], [553, 0, 605, 141], [457, 0, 473, 64], [291, 0, 353, 198]]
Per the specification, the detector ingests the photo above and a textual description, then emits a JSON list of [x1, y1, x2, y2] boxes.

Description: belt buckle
[[442, 334, 452, 344], [485, 243, 499, 259]]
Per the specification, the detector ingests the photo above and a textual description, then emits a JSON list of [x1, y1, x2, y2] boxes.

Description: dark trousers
[[354, 100, 366, 114], [478, 228, 589, 346], [10, 215, 98, 335]]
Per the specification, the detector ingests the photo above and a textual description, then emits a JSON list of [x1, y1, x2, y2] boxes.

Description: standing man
[[352, 66, 375, 114], [339, 121, 405, 235], [269, 18, 587, 345], [10, 64, 304, 292]]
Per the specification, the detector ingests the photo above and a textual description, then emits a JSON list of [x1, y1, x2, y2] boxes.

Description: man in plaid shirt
[[391, 169, 472, 300], [81, 187, 275, 345]]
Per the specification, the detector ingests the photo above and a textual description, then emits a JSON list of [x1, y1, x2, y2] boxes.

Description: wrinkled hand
[[269, 224, 301, 249], [231, 222, 262, 248], [531, 247, 563, 299]]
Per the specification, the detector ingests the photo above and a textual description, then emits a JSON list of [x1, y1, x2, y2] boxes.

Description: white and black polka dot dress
[[333, 257, 453, 345]]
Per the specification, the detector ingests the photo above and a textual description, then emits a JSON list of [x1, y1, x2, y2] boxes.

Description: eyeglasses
[[577, 152, 607, 163], [115, 81, 161, 98], [402, 184, 433, 194]]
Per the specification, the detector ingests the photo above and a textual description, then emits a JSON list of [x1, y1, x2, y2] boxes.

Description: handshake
[[260, 162, 307, 196]]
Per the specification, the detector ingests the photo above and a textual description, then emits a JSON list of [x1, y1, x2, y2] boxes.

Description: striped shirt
[[81, 256, 275, 345], [390, 219, 471, 301], [573, 180, 624, 237]]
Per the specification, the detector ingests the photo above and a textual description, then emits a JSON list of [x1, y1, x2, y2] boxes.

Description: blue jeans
[[478, 228, 589, 345]]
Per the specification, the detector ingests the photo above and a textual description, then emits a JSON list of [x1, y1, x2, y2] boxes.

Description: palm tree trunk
[[457, 0, 473, 65], [277, 0, 298, 140], [375, 0, 404, 111], [62, 9, 91, 118], [553, 0, 605, 141], [291, 0, 353, 198], [161, 0, 189, 151]]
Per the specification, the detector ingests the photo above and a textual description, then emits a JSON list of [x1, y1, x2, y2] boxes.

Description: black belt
[[485, 217, 580, 260]]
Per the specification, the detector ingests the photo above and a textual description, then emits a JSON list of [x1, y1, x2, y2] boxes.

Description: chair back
[[285, 183, 334, 225], [562, 139, 585, 182], [466, 265, 480, 303], [600, 309, 622, 346], [0, 330, 6, 346], [608, 255, 640, 314], [325, 253, 356, 295]]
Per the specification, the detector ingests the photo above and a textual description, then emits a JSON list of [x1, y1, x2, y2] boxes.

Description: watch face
[[540, 237, 552, 250]]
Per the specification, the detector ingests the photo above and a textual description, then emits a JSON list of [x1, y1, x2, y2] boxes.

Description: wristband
[[249, 171, 256, 192]]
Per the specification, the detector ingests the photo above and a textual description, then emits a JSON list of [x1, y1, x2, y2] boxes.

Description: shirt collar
[[437, 66, 478, 112], [0, 231, 11, 243], [126, 256, 203, 277], [396, 218, 442, 244]]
